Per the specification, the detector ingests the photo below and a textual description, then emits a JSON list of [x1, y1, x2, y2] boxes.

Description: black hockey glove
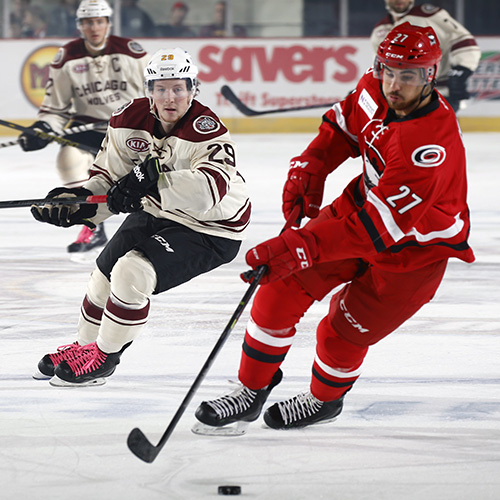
[[19, 120, 55, 151], [31, 187, 98, 228], [447, 65, 473, 112], [107, 156, 161, 214]]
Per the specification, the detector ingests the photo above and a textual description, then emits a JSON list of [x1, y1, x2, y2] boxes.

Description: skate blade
[[69, 250, 100, 264], [263, 415, 339, 430], [191, 421, 249, 437], [32, 370, 52, 380], [49, 375, 107, 387]]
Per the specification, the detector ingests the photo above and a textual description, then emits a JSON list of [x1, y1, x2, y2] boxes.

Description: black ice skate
[[67, 223, 107, 253], [263, 391, 344, 430], [192, 369, 283, 436], [50, 341, 131, 387], [33, 341, 82, 380]]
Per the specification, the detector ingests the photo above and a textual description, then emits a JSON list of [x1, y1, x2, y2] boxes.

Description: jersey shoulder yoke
[[110, 97, 153, 131], [51, 39, 88, 68], [409, 4, 443, 18], [173, 100, 229, 143], [105, 35, 147, 59]]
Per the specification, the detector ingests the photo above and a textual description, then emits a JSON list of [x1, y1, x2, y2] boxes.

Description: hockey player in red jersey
[[193, 23, 475, 434], [19, 0, 149, 254], [30, 48, 250, 387]]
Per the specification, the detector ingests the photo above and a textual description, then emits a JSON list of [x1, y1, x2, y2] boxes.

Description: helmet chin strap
[[188, 88, 197, 107], [413, 81, 434, 111]]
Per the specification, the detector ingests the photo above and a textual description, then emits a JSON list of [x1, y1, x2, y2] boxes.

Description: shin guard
[[238, 277, 314, 390], [311, 317, 368, 401]]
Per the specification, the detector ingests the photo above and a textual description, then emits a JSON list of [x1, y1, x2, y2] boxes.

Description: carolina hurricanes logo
[[411, 145, 446, 167], [126, 138, 150, 152], [194, 115, 220, 134]]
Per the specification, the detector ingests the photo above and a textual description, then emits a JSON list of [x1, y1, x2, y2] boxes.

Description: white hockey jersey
[[37, 35, 149, 134], [84, 97, 251, 241], [370, 4, 481, 81]]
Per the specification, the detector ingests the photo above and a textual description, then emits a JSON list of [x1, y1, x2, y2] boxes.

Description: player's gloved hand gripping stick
[[0, 121, 108, 151], [127, 203, 303, 463], [106, 156, 161, 214], [0, 192, 108, 230], [0, 119, 100, 155]]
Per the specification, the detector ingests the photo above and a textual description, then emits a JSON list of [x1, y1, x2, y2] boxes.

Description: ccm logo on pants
[[152, 234, 175, 252], [340, 299, 369, 333]]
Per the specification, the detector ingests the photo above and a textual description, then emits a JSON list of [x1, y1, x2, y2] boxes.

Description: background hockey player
[[193, 23, 475, 434], [370, 1, 481, 112], [30, 47, 250, 387], [19, 0, 149, 254]]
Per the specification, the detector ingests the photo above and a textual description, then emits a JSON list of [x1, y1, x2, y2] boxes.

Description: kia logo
[[126, 138, 149, 152]]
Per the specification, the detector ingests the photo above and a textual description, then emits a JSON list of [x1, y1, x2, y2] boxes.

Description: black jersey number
[[386, 185, 422, 214], [207, 143, 236, 167]]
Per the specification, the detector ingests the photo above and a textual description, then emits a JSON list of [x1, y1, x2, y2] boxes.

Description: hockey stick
[[127, 204, 303, 463], [0, 138, 22, 149], [0, 119, 100, 155], [62, 120, 108, 134], [0, 195, 107, 209], [221, 85, 336, 117], [0, 120, 108, 150]]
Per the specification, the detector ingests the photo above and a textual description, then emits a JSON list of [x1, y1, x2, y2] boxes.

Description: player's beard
[[386, 91, 421, 116]]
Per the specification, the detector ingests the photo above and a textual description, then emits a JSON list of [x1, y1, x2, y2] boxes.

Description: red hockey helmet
[[375, 22, 442, 84]]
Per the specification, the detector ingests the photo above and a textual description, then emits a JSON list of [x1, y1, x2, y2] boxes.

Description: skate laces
[[63, 342, 107, 376], [277, 392, 323, 425], [73, 226, 95, 244], [49, 342, 82, 364], [206, 386, 258, 419]]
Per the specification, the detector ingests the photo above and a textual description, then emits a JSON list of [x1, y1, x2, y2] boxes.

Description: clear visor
[[374, 60, 434, 86], [77, 16, 111, 27], [146, 79, 192, 99], [145, 78, 195, 99]]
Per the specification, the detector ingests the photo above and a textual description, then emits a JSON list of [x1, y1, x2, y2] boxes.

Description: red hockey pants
[[238, 219, 448, 401]]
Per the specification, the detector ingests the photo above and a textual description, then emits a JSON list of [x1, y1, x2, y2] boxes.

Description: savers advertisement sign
[[13, 38, 372, 120]]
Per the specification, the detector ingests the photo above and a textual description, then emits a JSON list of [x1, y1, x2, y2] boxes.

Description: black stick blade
[[220, 85, 259, 116], [220, 85, 336, 117], [127, 427, 159, 463]]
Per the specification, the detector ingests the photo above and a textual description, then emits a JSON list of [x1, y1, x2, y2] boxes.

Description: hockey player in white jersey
[[19, 0, 149, 253], [30, 47, 250, 387], [370, 1, 481, 112]]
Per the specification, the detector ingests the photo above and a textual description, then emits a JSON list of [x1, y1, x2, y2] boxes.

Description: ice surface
[[0, 132, 499, 499]]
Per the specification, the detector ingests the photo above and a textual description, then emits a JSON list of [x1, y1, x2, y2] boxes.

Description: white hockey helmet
[[144, 48, 199, 95], [76, 0, 113, 21]]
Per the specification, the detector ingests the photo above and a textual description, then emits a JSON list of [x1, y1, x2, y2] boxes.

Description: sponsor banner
[[20, 45, 60, 109], [468, 51, 500, 101], [1, 37, 499, 126]]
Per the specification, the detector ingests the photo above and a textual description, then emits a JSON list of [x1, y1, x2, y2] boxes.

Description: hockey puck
[[218, 485, 241, 495]]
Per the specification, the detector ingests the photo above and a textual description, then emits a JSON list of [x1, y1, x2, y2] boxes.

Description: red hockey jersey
[[304, 69, 475, 271]]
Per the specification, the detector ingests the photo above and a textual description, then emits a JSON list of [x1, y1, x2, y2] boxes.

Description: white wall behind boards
[[0, 37, 498, 129]]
